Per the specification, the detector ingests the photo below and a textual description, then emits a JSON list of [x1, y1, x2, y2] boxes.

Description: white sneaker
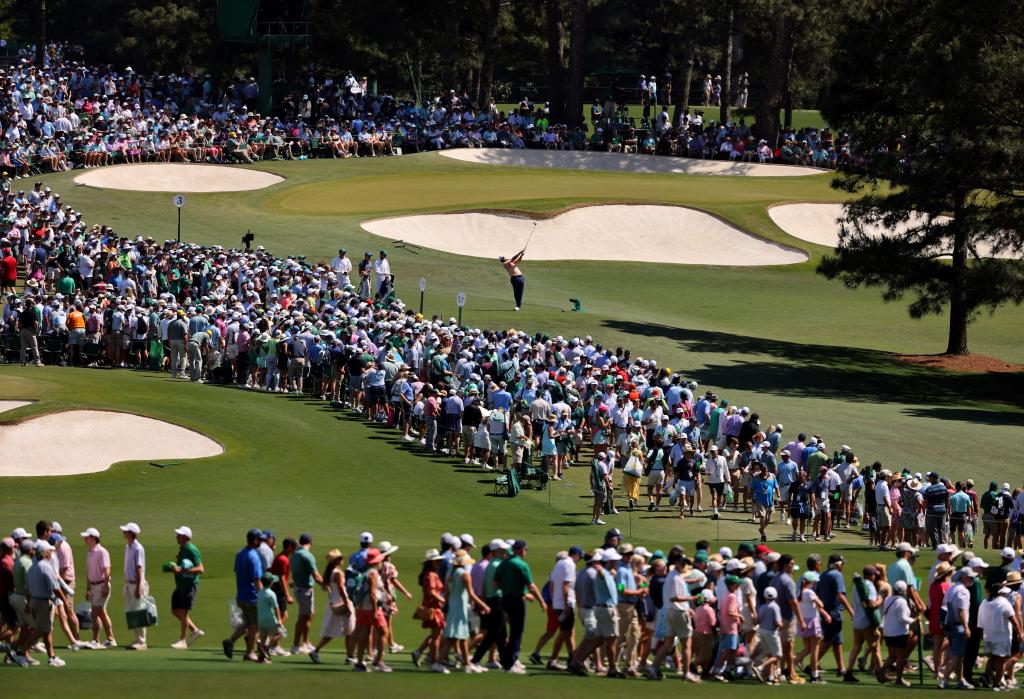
[[188, 629, 205, 646], [103, 640, 117, 649], [402, 435, 414, 441], [170, 639, 188, 650], [32, 642, 45, 653], [505, 664, 528, 675], [269, 646, 290, 657], [593, 518, 606, 525], [290, 645, 302, 654], [126, 642, 147, 651], [48, 656, 66, 667], [301, 643, 317, 654], [389, 644, 404, 653], [430, 662, 450, 674]]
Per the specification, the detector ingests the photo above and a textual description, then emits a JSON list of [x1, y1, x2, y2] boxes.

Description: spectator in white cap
[[23, 539, 67, 666], [120, 522, 149, 650], [350, 531, 373, 572], [81, 527, 116, 649], [460, 534, 475, 550], [169, 525, 205, 649]]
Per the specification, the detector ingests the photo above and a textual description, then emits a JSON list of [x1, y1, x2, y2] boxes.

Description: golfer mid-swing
[[499, 250, 526, 311]]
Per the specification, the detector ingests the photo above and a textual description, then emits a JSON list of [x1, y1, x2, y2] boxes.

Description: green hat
[[725, 574, 742, 586], [694, 550, 709, 563], [261, 571, 279, 585], [651, 549, 665, 561], [162, 560, 177, 573]]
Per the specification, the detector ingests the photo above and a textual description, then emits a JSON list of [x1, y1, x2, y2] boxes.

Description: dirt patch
[[896, 354, 1024, 374], [74, 163, 283, 193]]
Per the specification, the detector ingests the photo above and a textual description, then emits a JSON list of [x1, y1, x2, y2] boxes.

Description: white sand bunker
[[363, 204, 807, 265], [769, 203, 1018, 258], [74, 163, 283, 193], [439, 149, 825, 177], [0, 401, 32, 415], [0, 409, 222, 477]]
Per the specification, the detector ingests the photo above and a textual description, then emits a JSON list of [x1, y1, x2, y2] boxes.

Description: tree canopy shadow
[[601, 320, 1024, 411]]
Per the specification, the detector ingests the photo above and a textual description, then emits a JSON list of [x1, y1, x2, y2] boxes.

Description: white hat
[[11, 527, 29, 540], [119, 522, 141, 534], [764, 587, 778, 600], [460, 533, 475, 548], [50, 521, 63, 533], [719, 546, 733, 559], [968, 558, 989, 570], [1001, 547, 1016, 559], [634, 546, 652, 559], [602, 549, 623, 562], [174, 526, 193, 539], [488, 538, 511, 551], [895, 542, 918, 554], [34, 539, 53, 554], [80, 527, 100, 539], [708, 561, 724, 572], [726, 559, 747, 572], [894, 580, 909, 593], [359, 531, 374, 544]]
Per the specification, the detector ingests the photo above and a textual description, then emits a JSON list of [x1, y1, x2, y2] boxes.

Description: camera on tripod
[[242, 230, 255, 251]]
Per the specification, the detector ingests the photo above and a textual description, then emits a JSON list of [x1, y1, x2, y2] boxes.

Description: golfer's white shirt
[[373, 258, 391, 289], [331, 256, 352, 283]]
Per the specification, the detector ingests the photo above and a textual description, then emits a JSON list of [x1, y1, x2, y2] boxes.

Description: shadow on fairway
[[602, 320, 1024, 410]]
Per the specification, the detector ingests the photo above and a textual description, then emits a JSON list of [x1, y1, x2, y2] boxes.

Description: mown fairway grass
[[0, 368, 985, 697], [3, 150, 1020, 694]]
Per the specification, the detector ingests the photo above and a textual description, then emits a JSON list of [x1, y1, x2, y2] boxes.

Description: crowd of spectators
[[0, 45, 840, 176]]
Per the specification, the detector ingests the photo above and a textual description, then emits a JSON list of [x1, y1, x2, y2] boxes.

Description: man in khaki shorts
[[647, 553, 700, 682], [81, 527, 116, 648]]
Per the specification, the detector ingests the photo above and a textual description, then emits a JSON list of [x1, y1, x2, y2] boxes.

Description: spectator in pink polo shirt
[[81, 527, 117, 649]]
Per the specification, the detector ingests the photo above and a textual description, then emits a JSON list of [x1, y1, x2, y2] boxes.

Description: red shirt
[[270, 552, 290, 586], [1, 255, 17, 282]]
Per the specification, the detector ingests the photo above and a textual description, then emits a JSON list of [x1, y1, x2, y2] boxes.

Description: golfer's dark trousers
[[471, 596, 506, 664], [510, 275, 525, 307], [500, 595, 527, 670]]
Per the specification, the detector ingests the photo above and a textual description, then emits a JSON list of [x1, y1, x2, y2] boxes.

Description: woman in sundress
[[438, 550, 490, 673]]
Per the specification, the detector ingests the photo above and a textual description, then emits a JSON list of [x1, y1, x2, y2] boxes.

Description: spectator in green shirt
[[288, 533, 322, 654], [169, 525, 205, 649], [494, 540, 546, 673]]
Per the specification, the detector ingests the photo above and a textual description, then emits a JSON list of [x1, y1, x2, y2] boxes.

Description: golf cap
[[765, 552, 782, 563], [11, 527, 29, 540], [119, 522, 141, 535], [80, 527, 101, 539], [174, 526, 193, 539], [764, 587, 778, 600], [460, 533, 475, 548], [719, 546, 733, 559], [246, 527, 263, 541], [299, 533, 313, 545], [602, 549, 622, 562], [956, 567, 977, 580], [360, 531, 374, 544], [568, 546, 584, 557], [512, 539, 527, 551], [34, 540, 53, 553], [896, 542, 918, 554], [1001, 547, 1016, 559], [50, 522, 63, 533], [828, 553, 846, 565], [489, 538, 511, 550], [262, 529, 275, 540], [968, 557, 989, 569], [605, 528, 621, 539], [0, 537, 13, 551]]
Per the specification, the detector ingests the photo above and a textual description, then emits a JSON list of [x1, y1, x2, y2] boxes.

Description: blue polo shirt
[[234, 546, 263, 604], [752, 474, 777, 506]]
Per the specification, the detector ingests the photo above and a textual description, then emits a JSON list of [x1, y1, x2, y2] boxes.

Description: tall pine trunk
[[565, 0, 587, 127], [673, 47, 695, 127], [546, 0, 566, 121], [720, 0, 734, 123], [477, 0, 501, 108], [945, 191, 971, 355], [756, 12, 793, 147]]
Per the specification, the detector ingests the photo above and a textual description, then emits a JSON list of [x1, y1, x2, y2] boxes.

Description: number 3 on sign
[[173, 194, 186, 208]]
